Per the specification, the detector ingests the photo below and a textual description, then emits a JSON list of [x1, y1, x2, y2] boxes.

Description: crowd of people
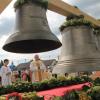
[[0, 54, 90, 87], [0, 55, 49, 87]]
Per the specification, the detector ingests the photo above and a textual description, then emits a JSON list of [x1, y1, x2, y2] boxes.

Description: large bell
[[3, 3, 61, 53], [53, 25, 100, 74]]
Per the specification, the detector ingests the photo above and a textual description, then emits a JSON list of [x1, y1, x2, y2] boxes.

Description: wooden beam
[[48, 0, 100, 27], [0, 0, 100, 27], [0, 0, 11, 13]]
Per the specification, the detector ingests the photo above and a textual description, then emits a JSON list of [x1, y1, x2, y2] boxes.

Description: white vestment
[[30, 60, 46, 82], [0, 66, 12, 86]]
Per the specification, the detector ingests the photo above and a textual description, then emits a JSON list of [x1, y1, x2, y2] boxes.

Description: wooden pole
[[48, 0, 100, 27], [0, 0, 11, 13], [0, 0, 100, 27]]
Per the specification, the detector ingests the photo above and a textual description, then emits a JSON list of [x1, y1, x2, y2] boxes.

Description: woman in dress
[[0, 59, 12, 86]]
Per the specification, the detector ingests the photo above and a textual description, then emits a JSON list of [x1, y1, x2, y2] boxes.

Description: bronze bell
[[53, 25, 100, 74], [3, 3, 62, 53]]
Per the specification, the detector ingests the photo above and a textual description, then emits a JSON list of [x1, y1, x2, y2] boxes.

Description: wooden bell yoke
[[0, 0, 100, 27]]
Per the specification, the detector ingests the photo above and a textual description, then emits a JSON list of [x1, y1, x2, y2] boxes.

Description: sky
[[0, 0, 100, 65]]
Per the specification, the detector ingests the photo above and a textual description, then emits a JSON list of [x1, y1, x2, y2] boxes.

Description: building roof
[[14, 59, 57, 71]]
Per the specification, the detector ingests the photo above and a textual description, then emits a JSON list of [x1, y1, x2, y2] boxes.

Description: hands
[[6, 72, 11, 75]]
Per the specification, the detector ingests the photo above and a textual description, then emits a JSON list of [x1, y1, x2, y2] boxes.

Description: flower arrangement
[[0, 76, 94, 95]]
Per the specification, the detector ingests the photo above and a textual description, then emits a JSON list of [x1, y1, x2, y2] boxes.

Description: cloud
[[0, 17, 15, 36], [62, 0, 76, 5], [74, 0, 100, 8], [62, 0, 100, 19], [0, 0, 15, 36], [0, 0, 100, 65], [83, 3, 100, 19], [47, 10, 65, 36]]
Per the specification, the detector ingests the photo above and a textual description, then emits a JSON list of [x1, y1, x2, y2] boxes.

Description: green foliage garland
[[14, 0, 48, 9], [62, 90, 79, 100], [60, 17, 92, 31], [0, 76, 92, 95]]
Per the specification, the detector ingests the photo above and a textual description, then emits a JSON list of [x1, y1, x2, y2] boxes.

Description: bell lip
[[52, 64, 100, 74], [3, 39, 62, 53]]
